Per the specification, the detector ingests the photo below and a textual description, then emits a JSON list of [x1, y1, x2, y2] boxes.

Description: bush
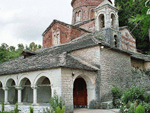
[[111, 87, 122, 108], [1, 101, 4, 112], [14, 103, 19, 113], [121, 87, 146, 104], [142, 102, 150, 113], [135, 105, 145, 113], [44, 91, 65, 113], [144, 92, 150, 103], [89, 100, 100, 109], [30, 106, 34, 113]]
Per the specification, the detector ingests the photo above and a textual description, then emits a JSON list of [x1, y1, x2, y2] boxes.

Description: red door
[[73, 78, 87, 108]]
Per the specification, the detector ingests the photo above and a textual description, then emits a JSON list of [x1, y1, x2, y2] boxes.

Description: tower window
[[99, 14, 105, 30], [75, 10, 82, 23], [90, 9, 95, 19], [114, 35, 118, 47], [111, 14, 116, 29]]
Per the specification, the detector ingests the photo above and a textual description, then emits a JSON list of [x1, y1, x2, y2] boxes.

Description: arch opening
[[36, 77, 51, 104], [0, 82, 4, 103], [114, 35, 118, 47], [73, 77, 87, 108], [111, 14, 116, 29], [6, 79, 17, 104], [20, 78, 33, 104], [75, 10, 82, 23], [90, 9, 95, 19], [99, 14, 105, 30]]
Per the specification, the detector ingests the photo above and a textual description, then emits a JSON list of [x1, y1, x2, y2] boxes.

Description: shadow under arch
[[6, 78, 17, 104], [35, 76, 52, 104], [0, 81, 4, 102], [20, 78, 33, 104]]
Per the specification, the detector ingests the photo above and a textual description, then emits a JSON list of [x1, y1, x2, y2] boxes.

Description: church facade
[[0, 0, 150, 113]]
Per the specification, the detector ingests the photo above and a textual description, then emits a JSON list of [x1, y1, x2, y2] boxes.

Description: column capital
[[31, 86, 39, 89], [3, 87, 9, 91], [15, 86, 23, 90]]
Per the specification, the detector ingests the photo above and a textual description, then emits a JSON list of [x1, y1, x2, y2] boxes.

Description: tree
[[115, 0, 150, 54]]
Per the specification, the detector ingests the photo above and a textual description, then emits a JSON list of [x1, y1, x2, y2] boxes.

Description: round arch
[[98, 13, 105, 30], [20, 78, 33, 104], [35, 76, 52, 104], [5, 78, 17, 104], [18, 75, 32, 87], [0, 81, 4, 103], [73, 74, 95, 108], [110, 13, 116, 29]]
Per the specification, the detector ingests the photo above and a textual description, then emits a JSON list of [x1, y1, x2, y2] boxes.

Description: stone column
[[16, 87, 23, 104], [3, 87, 9, 104], [32, 86, 38, 105]]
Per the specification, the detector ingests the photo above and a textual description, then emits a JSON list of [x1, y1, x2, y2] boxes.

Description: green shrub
[[89, 100, 100, 109], [44, 91, 65, 113], [144, 92, 150, 103], [55, 106, 65, 113], [111, 87, 122, 108], [135, 105, 145, 113], [142, 102, 150, 113], [121, 87, 146, 104], [1, 101, 4, 112], [30, 106, 34, 113], [14, 103, 19, 113]]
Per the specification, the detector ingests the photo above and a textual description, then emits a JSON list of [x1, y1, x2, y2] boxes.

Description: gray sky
[[0, 0, 114, 47]]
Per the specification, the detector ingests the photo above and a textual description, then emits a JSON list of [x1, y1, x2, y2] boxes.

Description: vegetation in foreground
[[111, 87, 150, 113]]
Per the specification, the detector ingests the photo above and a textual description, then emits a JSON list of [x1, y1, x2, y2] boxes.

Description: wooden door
[[73, 78, 87, 108]]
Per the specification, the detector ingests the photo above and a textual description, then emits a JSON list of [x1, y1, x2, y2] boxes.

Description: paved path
[[74, 108, 119, 113]]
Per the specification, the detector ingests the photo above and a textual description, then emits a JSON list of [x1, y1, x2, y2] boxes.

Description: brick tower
[[71, 0, 112, 24]]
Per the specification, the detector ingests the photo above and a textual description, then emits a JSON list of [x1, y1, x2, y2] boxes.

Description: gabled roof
[[42, 19, 91, 36], [0, 31, 149, 75]]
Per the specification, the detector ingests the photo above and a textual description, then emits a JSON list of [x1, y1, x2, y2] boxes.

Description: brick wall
[[43, 22, 88, 48], [72, 0, 103, 24]]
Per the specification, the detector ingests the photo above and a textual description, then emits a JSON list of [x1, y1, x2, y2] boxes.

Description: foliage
[[44, 92, 65, 113], [0, 42, 42, 63], [144, 92, 150, 103], [14, 103, 19, 113], [115, 0, 150, 54], [29, 106, 34, 113], [1, 101, 4, 112], [55, 106, 65, 113], [89, 100, 100, 109], [135, 105, 145, 113], [121, 87, 146, 104], [111, 87, 122, 108]]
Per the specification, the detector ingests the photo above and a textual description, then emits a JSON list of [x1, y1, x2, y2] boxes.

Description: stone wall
[[61, 68, 97, 113], [131, 58, 145, 70], [100, 48, 132, 102], [144, 62, 150, 70], [131, 69, 150, 91], [71, 45, 100, 67]]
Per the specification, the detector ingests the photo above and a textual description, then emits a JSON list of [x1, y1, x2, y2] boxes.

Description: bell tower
[[71, 0, 105, 24], [95, 0, 121, 48]]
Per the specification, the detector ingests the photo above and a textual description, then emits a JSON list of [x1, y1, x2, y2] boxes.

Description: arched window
[[90, 9, 95, 19], [75, 10, 82, 23], [52, 29, 60, 46], [99, 14, 105, 30], [0, 82, 4, 102], [114, 35, 118, 47], [111, 14, 116, 29]]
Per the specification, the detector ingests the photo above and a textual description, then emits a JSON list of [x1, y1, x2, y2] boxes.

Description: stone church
[[0, 0, 150, 112]]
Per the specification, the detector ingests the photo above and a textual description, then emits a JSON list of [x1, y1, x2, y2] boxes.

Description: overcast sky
[[0, 0, 114, 47]]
